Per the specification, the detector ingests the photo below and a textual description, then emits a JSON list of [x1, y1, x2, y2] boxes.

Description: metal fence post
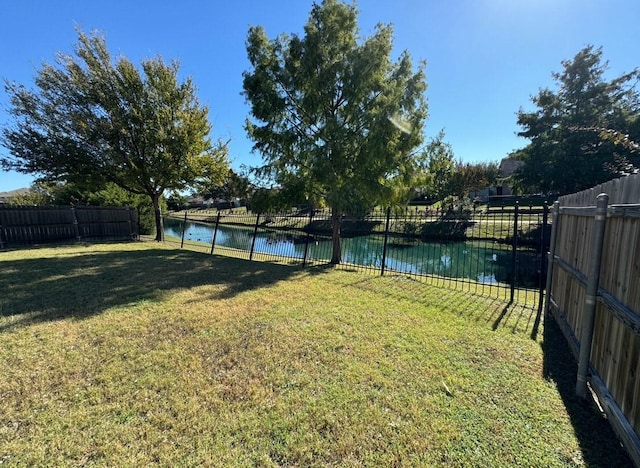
[[381, 207, 391, 276], [180, 211, 188, 248], [510, 202, 519, 303], [249, 212, 261, 261], [302, 210, 314, 267], [530, 202, 550, 340], [544, 201, 560, 316], [210, 211, 221, 255], [576, 193, 609, 398], [537, 203, 549, 309]]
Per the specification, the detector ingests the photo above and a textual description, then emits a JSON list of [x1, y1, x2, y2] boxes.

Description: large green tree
[[513, 46, 639, 194], [242, 0, 428, 263], [1, 29, 228, 240]]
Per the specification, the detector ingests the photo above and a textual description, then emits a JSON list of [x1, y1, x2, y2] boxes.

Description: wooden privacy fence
[[544, 174, 640, 464], [0, 205, 138, 248]]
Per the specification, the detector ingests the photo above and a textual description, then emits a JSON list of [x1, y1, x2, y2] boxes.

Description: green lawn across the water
[[0, 241, 631, 466]]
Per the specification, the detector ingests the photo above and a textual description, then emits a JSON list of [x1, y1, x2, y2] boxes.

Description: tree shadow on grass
[[344, 275, 634, 465], [0, 247, 310, 333], [353, 275, 540, 335], [542, 315, 633, 467]]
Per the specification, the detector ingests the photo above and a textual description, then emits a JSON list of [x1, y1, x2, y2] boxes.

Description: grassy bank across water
[[165, 206, 541, 243], [0, 242, 631, 466]]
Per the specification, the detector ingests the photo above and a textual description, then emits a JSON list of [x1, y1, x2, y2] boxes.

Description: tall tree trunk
[[330, 209, 342, 264], [151, 193, 164, 242]]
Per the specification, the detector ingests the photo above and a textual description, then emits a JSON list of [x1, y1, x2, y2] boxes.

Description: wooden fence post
[[576, 193, 609, 398], [70, 205, 81, 241], [544, 201, 560, 316], [381, 207, 391, 276], [0, 207, 6, 249], [128, 208, 136, 239], [210, 212, 221, 255]]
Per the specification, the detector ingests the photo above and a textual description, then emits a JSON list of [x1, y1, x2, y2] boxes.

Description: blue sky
[[1, 0, 638, 192]]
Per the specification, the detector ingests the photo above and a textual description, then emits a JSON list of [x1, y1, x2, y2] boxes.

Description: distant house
[[497, 158, 524, 195], [214, 198, 243, 210], [468, 186, 494, 202], [469, 157, 524, 202], [184, 195, 206, 208], [183, 195, 244, 210]]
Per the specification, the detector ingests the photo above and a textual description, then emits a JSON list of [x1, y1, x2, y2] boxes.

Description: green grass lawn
[[0, 242, 631, 466]]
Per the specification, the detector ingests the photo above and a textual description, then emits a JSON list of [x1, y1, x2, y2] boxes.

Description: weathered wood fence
[[544, 174, 640, 464], [0, 205, 138, 248]]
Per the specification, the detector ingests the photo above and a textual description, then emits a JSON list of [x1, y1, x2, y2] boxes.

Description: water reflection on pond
[[164, 218, 540, 287]]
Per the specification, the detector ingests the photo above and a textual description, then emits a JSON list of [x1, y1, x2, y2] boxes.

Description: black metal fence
[[163, 204, 550, 308]]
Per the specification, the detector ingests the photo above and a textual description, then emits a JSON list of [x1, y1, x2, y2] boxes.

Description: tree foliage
[[242, 0, 428, 263], [4, 184, 52, 206], [249, 187, 297, 214], [1, 29, 228, 240], [449, 161, 500, 199], [196, 168, 252, 204], [414, 132, 498, 203], [420, 130, 455, 202], [512, 46, 640, 194]]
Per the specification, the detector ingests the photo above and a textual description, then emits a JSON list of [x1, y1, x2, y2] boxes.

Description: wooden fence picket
[[546, 174, 640, 464], [0, 205, 138, 247]]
